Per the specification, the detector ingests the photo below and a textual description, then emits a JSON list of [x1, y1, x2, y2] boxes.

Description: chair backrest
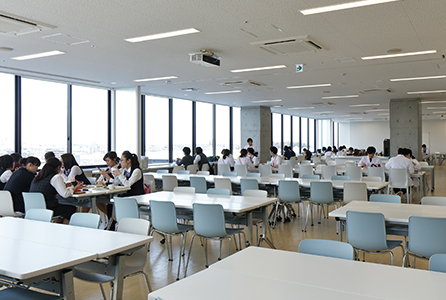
[[421, 197, 446, 206], [327, 160, 337, 166], [243, 190, 267, 198], [217, 164, 231, 175], [156, 169, 169, 174], [419, 161, 429, 167], [278, 164, 293, 178], [278, 180, 301, 203], [369, 194, 401, 203], [190, 176, 207, 194], [298, 164, 313, 178], [187, 164, 198, 174], [288, 159, 298, 169], [346, 211, 388, 251], [331, 175, 350, 181], [140, 156, 149, 169], [193, 203, 227, 237], [368, 167, 385, 182], [206, 188, 231, 196], [83, 170, 93, 177], [345, 161, 355, 167], [201, 164, 210, 172], [176, 170, 190, 175], [269, 174, 285, 180], [408, 216, 446, 258], [345, 166, 362, 181], [298, 239, 354, 260], [259, 164, 272, 177], [234, 164, 248, 177], [321, 165, 336, 180], [343, 182, 368, 204], [150, 200, 181, 233], [429, 254, 446, 273], [388, 168, 408, 188], [0, 191, 18, 217], [23, 192, 47, 212], [222, 172, 237, 177], [240, 178, 259, 195], [300, 160, 311, 165], [87, 177, 97, 185], [246, 173, 260, 178], [143, 174, 156, 192], [302, 174, 320, 180], [312, 157, 320, 164], [213, 177, 232, 193], [172, 165, 185, 173], [196, 171, 209, 176], [69, 212, 100, 228], [173, 186, 196, 194], [25, 208, 53, 222], [162, 175, 178, 191], [310, 181, 333, 204], [362, 176, 382, 182], [114, 197, 139, 223]]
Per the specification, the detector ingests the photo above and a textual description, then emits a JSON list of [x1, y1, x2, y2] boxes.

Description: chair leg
[[218, 239, 223, 260], [177, 233, 186, 280], [99, 283, 107, 300], [184, 234, 196, 277], [204, 239, 209, 268], [142, 271, 152, 292], [167, 236, 173, 261], [389, 251, 394, 266], [228, 237, 232, 256]]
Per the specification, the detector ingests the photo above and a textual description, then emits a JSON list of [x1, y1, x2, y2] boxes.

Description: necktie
[[370, 157, 372, 163], [124, 170, 130, 179]]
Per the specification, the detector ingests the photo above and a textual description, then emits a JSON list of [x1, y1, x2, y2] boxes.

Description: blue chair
[[190, 176, 207, 194], [369, 194, 406, 241], [184, 203, 246, 276], [404, 216, 446, 268], [222, 172, 237, 177], [150, 200, 193, 280], [331, 175, 350, 181], [0, 287, 60, 299], [240, 178, 258, 195], [22, 192, 46, 212], [298, 239, 354, 260], [69, 212, 101, 229], [370, 194, 401, 203], [346, 211, 403, 265], [301, 174, 320, 180], [176, 170, 190, 175], [275, 180, 304, 229], [207, 188, 230, 196], [156, 169, 169, 174], [25, 209, 53, 222], [306, 182, 335, 231], [246, 173, 260, 178], [113, 197, 139, 223], [429, 254, 446, 273]]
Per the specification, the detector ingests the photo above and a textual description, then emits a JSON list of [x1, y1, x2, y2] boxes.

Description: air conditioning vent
[[350, 112, 368, 115], [0, 12, 56, 35], [251, 35, 326, 55], [309, 102, 335, 107], [221, 80, 266, 88], [359, 88, 393, 94]]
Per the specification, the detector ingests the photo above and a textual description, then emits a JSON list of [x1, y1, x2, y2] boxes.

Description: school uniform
[[62, 165, 89, 184], [284, 149, 296, 160], [218, 156, 235, 168], [177, 155, 194, 169], [304, 150, 312, 160], [194, 153, 210, 171], [358, 156, 382, 168], [234, 156, 255, 172], [270, 155, 282, 167], [114, 167, 145, 196], [324, 151, 334, 158], [244, 144, 258, 154], [0, 169, 12, 190], [248, 154, 259, 167], [385, 155, 415, 186], [4, 168, 35, 213]]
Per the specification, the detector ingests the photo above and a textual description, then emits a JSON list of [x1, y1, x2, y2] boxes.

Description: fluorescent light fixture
[[231, 65, 286, 73], [251, 99, 282, 103], [365, 109, 389, 112], [317, 111, 335, 114], [287, 83, 332, 89], [346, 117, 364, 120], [378, 113, 390, 116], [289, 107, 315, 110], [362, 50, 437, 60], [322, 95, 359, 99], [205, 90, 241, 95], [125, 28, 200, 43], [11, 50, 65, 60], [335, 115, 351, 117], [432, 111, 446, 114], [422, 100, 446, 104], [427, 107, 446, 109], [390, 75, 446, 82], [407, 90, 446, 95], [134, 76, 178, 82], [300, 0, 398, 15], [349, 104, 380, 107]]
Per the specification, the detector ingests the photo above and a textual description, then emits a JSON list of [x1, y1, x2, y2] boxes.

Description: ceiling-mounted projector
[[189, 49, 220, 67]]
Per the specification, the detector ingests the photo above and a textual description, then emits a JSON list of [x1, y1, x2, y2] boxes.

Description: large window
[[196, 102, 213, 157], [72, 85, 108, 165], [22, 78, 67, 162], [309, 118, 315, 153], [283, 115, 291, 149], [333, 121, 339, 147], [0, 73, 15, 154], [301, 117, 308, 152], [272, 113, 281, 150], [172, 98, 192, 160], [233, 107, 241, 154], [321, 119, 331, 149], [116, 89, 138, 155], [292, 116, 300, 153], [215, 105, 230, 156], [145, 95, 169, 163]]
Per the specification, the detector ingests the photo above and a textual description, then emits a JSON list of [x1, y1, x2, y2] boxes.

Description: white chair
[[214, 177, 232, 194], [217, 164, 230, 175], [298, 164, 314, 178], [83, 170, 93, 177], [201, 164, 210, 172], [343, 182, 368, 205], [288, 159, 298, 169], [362, 176, 382, 182], [196, 171, 210, 175], [421, 197, 446, 206], [300, 160, 311, 165], [172, 165, 185, 173], [321, 165, 336, 180], [278, 164, 292, 178], [87, 176, 97, 185], [162, 175, 178, 192], [269, 174, 285, 180], [234, 164, 248, 177], [259, 164, 272, 177], [345, 166, 362, 181], [173, 186, 196, 194], [368, 167, 385, 182], [187, 164, 198, 174], [312, 157, 320, 164], [143, 174, 157, 192], [327, 160, 337, 166], [0, 191, 23, 217], [297, 155, 305, 163], [387, 168, 411, 203], [140, 156, 149, 169]]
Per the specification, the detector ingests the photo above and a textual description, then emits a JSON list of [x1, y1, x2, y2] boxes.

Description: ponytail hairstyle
[[240, 149, 248, 158], [61, 153, 79, 170], [33, 157, 61, 183], [103, 151, 120, 163], [247, 147, 257, 157], [122, 151, 140, 171], [222, 149, 230, 160]]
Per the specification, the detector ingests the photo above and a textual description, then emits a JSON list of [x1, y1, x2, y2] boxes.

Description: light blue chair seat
[[25, 208, 53, 222], [331, 175, 350, 181], [301, 174, 319, 180], [176, 170, 190, 175], [429, 254, 446, 273], [0, 287, 60, 299], [69, 212, 100, 228], [190, 176, 207, 193], [306, 181, 335, 231], [240, 178, 258, 195], [207, 188, 230, 196], [222, 172, 237, 177], [299, 239, 354, 260], [246, 173, 260, 177]]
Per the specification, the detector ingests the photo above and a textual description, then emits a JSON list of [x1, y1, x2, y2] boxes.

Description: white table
[[149, 247, 446, 300], [421, 165, 435, 191], [129, 191, 277, 247], [69, 185, 130, 213], [0, 217, 152, 300]]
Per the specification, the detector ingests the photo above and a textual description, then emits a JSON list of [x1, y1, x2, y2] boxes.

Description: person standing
[[244, 138, 258, 155]]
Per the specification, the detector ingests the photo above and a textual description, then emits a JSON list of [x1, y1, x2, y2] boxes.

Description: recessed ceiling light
[[251, 99, 282, 103], [231, 65, 286, 73], [11, 50, 65, 60], [361, 50, 437, 60], [289, 107, 315, 110], [134, 76, 178, 82], [205, 90, 241, 95], [125, 28, 200, 43], [427, 107, 446, 109], [390, 75, 446, 82], [349, 104, 380, 107], [421, 100, 446, 104], [287, 83, 332, 89], [407, 90, 446, 95], [300, 0, 398, 15], [322, 95, 359, 99], [111, 82, 116, 85], [365, 109, 389, 112]]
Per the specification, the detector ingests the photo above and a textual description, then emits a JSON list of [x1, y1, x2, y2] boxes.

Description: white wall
[[423, 119, 446, 153]]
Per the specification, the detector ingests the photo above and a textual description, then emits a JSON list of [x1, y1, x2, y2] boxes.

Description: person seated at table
[[0, 154, 14, 190], [10, 153, 22, 172], [346, 147, 354, 156], [218, 149, 235, 170], [30, 157, 81, 223], [4, 156, 41, 213], [283, 146, 296, 160], [235, 149, 255, 172], [176, 147, 194, 169], [421, 144, 429, 155], [194, 147, 212, 172], [97, 151, 121, 185], [385, 148, 414, 197], [359, 146, 382, 168], [247, 148, 259, 167], [269, 146, 282, 168], [112, 151, 145, 196], [244, 138, 258, 155], [405, 148, 422, 187], [44, 151, 56, 162], [303, 148, 312, 161], [324, 146, 334, 158], [61, 153, 90, 185]]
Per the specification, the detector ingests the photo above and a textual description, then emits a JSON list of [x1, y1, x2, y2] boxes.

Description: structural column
[[389, 98, 421, 158], [241, 106, 272, 162]]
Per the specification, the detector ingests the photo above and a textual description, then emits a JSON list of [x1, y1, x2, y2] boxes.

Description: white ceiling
[[1, 0, 446, 122]]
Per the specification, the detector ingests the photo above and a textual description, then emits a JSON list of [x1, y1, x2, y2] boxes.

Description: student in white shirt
[[0, 154, 14, 190], [385, 148, 415, 195], [112, 151, 145, 196], [96, 151, 121, 221], [269, 146, 282, 168], [61, 153, 90, 185], [358, 146, 382, 168], [218, 149, 235, 169], [234, 149, 255, 172], [247, 148, 259, 167], [324, 146, 334, 158], [421, 144, 429, 155], [244, 138, 258, 155]]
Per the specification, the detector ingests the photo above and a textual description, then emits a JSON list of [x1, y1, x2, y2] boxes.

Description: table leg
[[61, 269, 75, 300], [91, 196, 98, 214], [112, 255, 126, 300], [336, 218, 343, 242], [247, 212, 252, 246], [431, 168, 435, 191], [258, 205, 275, 249]]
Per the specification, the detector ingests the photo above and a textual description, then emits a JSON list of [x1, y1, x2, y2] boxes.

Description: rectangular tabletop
[[71, 185, 130, 198]]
